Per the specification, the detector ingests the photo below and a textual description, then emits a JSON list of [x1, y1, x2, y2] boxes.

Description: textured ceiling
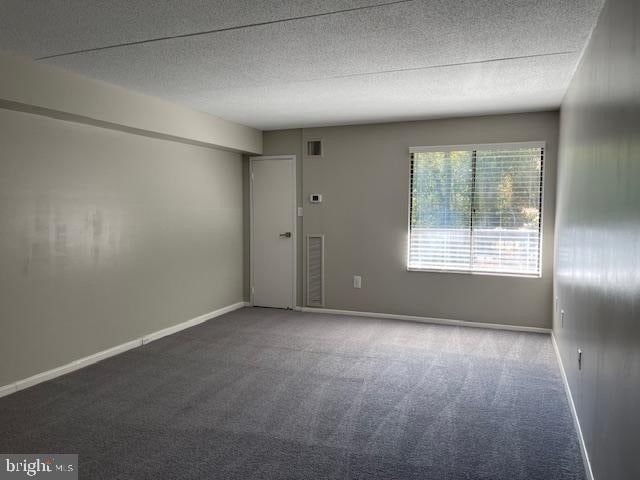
[[0, 0, 604, 130]]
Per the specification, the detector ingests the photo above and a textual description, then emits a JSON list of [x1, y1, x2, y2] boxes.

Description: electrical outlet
[[353, 275, 362, 289], [560, 309, 565, 328]]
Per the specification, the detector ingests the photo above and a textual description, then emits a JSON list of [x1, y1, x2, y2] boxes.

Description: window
[[408, 142, 544, 276]]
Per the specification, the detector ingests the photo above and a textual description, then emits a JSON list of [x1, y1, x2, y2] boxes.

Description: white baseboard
[[551, 333, 594, 480], [0, 301, 248, 399], [0, 383, 17, 397], [14, 339, 142, 392], [299, 306, 551, 334], [141, 301, 248, 345]]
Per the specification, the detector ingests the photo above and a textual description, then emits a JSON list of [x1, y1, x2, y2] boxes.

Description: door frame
[[249, 155, 297, 309]]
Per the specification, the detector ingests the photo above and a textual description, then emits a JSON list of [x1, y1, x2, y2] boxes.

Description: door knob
[[279, 232, 292, 238]]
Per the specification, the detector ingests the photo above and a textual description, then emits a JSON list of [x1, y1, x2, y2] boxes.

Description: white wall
[[0, 108, 245, 386], [0, 51, 262, 154]]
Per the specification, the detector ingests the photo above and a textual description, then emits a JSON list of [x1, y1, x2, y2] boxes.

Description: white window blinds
[[408, 143, 544, 276]]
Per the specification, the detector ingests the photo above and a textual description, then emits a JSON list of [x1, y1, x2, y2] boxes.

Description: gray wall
[[0, 108, 244, 386], [262, 112, 559, 328], [554, 0, 640, 478]]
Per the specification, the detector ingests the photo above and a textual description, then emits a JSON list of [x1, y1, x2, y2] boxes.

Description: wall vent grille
[[306, 139, 323, 157], [307, 235, 324, 307]]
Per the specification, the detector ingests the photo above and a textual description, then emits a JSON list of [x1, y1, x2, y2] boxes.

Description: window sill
[[406, 267, 542, 279]]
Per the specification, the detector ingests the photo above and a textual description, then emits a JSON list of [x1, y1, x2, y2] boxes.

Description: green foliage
[[411, 148, 542, 230], [411, 150, 472, 228]]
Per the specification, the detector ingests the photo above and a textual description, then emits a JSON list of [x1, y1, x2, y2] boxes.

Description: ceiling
[[0, 0, 604, 130]]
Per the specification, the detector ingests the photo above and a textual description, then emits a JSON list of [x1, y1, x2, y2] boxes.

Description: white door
[[250, 156, 296, 308]]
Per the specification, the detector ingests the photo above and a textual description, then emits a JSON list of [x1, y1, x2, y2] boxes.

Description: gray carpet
[[1, 307, 585, 479]]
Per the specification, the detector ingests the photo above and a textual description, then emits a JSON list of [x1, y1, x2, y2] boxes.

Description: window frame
[[406, 141, 546, 278]]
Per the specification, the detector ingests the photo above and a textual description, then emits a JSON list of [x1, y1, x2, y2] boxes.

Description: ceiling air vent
[[306, 139, 322, 157], [307, 235, 325, 307]]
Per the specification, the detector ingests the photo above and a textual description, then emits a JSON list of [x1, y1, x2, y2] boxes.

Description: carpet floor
[[0, 307, 585, 479]]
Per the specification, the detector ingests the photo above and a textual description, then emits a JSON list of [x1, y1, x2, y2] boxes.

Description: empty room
[[0, 1, 638, 479]]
